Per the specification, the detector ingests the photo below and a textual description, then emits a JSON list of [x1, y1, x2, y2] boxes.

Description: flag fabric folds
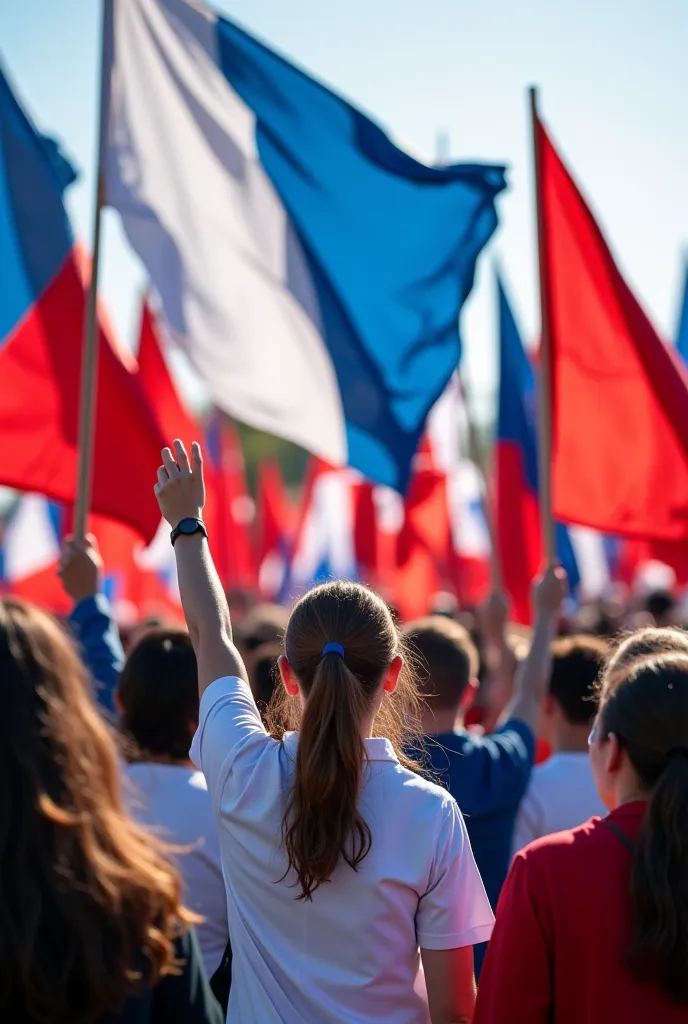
[[0, 63, 165, 542], [284, 460, 359, 596], [104, 0, 506, 492], [205, 416, 257, 593], [256, 460, 295, 601], [495, 275, 579, 623], [537, 116, 688, 542]]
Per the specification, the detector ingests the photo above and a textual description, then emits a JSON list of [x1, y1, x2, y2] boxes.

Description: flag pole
[[73, 0, 112, 539], [458, 374, 502, 591], [529, 85, 556, 563]]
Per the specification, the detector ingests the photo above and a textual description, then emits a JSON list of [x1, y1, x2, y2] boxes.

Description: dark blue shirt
[[69, 594, 125, 714], [421, 720, 535, 912]]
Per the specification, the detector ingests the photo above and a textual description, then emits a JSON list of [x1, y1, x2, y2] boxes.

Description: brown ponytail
[[598, 651, 688, 1002], [268, 580, 421, 900]]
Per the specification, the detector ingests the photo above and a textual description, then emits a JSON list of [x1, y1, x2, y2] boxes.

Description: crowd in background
[[2, 441, 688, 1023]]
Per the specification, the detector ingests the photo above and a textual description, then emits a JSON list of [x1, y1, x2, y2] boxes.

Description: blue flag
[[105, 0, 506, 491]]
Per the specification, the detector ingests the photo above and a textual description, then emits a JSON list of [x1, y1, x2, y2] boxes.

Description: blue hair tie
[[321, 642, 345, 659]]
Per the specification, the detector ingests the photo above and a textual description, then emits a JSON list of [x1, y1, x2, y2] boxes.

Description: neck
[[421, 707, 464, 736], [614, 775, 651, 808], [550, 721, 591, 754]]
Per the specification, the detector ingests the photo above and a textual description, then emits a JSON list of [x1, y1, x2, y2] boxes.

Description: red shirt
[[474, 802, 688, 1024]]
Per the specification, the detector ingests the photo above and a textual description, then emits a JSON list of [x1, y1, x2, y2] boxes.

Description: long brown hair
[[597, 650, 688, 1002], [267, 581, 421, 901], [0, 599, 194, 1023]]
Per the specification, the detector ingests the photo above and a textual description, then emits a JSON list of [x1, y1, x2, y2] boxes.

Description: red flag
[[137, 301, 199, 446], [538, 117, 688, 541], [206, 417, 256, 591], [0, 248, 165, 542], [394, 469, 449, 619], [256, 459, 295, 600], [137, 303, 256, 598]]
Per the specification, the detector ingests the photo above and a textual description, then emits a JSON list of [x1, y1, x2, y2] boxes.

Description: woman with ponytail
[[155, 440, 494, 1024], [475, 632, 688, 1023]]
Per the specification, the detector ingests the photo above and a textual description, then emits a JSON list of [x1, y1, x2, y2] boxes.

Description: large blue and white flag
[[104, 0, 506, 491]]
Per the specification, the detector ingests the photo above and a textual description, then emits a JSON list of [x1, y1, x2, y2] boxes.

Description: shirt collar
[[607, 800, 648, 823], [282, 732, 398, 763]]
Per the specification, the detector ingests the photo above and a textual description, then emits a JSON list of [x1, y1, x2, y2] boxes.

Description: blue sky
[[1, 0, 686, 421]]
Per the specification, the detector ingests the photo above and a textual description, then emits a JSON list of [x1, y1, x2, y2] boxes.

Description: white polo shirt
[[511, 752, 608, 857], [191, 675, 494, 1024]]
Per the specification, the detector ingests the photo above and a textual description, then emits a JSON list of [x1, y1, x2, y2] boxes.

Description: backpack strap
[[602, 818, 634, 853]]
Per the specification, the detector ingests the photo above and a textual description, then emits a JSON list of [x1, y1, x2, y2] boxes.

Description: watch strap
[[170, 517, 207, 547]]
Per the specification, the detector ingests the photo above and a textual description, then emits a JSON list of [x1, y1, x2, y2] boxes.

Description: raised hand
[[59, 534, 103, 603], [154, 439, 206, 527], [482, 589, 510, 637], [534, 563, 568, 618]]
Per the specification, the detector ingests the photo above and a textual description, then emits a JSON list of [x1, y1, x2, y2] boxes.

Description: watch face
[[180, 519, 199, 534]]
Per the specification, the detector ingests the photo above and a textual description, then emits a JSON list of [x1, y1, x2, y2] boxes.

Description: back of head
[[646, 589, 678, 626], [605, 627, 688, 689], [271, 580, 420, 900], [117, 626, 198, 761], [0, 599, 189, 1022], [596, 649, 688, 1002], [549, 634, 608, 725], [403, 615, 479, 712], [238, 602, 289, 652], [250, 641, 281, 720]]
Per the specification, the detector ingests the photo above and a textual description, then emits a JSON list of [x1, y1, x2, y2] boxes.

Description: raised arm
[[155, 440, 248, 694], [499, 565, 568, 734], [60, 535, 125, 714]]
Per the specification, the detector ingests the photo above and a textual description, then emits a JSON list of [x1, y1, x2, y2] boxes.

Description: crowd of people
[[2, 438, 688, 1023]]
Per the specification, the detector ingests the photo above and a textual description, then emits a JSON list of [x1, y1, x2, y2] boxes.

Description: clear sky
[[1, 0, 686, 422]]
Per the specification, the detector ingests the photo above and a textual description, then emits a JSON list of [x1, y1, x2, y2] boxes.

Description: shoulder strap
[[602, 818, 634, 853]]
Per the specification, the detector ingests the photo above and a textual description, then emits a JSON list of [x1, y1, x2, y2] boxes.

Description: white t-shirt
[[511, 751, 607, 856], [124, 762, 228, 977], [191, 675, 494, 1024]]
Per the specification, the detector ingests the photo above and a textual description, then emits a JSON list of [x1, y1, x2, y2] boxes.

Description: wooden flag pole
[[529, 85, 556, 563], [73, 0, 112, 539]]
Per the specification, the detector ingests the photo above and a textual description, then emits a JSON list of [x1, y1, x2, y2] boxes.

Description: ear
[[605, 731, 624, 774], [541, 692, 557, 718], [383, 654, 403, 694], [460, 677, 479, 710], [113, 689, 124, 715], [278, 655, 300, 697]]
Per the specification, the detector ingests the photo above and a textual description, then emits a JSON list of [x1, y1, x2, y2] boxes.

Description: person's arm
[[473, 855, 553, 1024], [416, 800, 494, 1024], [154, 440, 248, 694], [422, 946, 476, 1024], [499, 565, 567, 734], [151, 929, 224, 1024], [480, 591, 515, 724], [60, 536, 125, 714]]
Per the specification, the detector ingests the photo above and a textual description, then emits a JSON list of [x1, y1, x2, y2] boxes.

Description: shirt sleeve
[[69, 595, 124, 714], [416, 798, 495, 950], [459, 719, 536, 817], [190, 675, 274, 810], [473, 853, 553, 1024]]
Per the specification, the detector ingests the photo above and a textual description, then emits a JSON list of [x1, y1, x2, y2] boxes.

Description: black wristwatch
[[170, 517, 207, 546]]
